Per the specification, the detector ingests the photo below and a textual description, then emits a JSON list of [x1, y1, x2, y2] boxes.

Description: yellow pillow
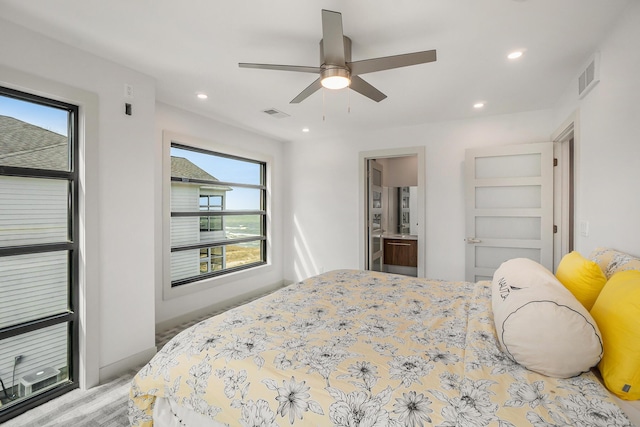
[[556, 251, 607, 310], [590, 270, 640, 400]]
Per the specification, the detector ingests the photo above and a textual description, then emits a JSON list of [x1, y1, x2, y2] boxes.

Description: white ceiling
[[0, 0, 630, 142]]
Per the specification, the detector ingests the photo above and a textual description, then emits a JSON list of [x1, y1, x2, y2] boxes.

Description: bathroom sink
[[384, 234, 417, 240]]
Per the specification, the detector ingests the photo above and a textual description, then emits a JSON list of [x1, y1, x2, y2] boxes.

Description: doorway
[[463, 114, 577, 281], [359, 147, 426, 277], [552, 115, 576, 271], [464, 142, 554, 281]]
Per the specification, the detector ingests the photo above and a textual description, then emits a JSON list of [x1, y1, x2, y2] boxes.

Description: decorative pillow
[[555, 251, 607, 310], [589, 247, 640, 279], [491, 258, 603, 378], [590, 270, 640, 400]]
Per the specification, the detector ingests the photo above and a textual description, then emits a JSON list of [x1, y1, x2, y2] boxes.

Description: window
[[169, 142, 267, 286], [0, 87, 78, 422], [199, 247, 224, 273], [199, 195, 223, 232]]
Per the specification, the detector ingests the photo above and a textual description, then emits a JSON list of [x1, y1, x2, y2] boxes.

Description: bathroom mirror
[[387, 186, 417, 235]]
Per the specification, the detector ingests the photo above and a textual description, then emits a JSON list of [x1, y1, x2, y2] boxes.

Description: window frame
[[0, 86, 79, 423], [162, 131, 272, 300]]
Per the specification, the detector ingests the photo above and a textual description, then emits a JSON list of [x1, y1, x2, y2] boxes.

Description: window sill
[[162, 262, 274, 301]]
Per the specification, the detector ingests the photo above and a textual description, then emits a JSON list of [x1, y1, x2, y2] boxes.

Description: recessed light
[[197, 93, 208, 99], [508, 51, 523, 60], [473, 102, 485, 109], [302, 128, 310, 133]]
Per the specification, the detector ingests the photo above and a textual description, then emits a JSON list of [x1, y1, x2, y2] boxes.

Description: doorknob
[[466, 237, 482, 244]]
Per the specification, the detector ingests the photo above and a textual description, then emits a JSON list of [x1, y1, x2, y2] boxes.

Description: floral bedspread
[[129, 270, 633, 426]]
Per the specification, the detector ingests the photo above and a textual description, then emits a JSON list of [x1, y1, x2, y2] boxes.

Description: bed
[[129, 268, 637, 426]]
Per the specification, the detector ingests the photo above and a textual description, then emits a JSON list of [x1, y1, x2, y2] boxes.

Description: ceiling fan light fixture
[[321, 68, 351, 90]]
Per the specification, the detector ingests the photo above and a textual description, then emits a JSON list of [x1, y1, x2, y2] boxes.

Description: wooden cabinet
[[384, 239, 417, 267]]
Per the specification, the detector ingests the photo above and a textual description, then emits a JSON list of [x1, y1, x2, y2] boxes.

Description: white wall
[[379, 156, 418, 188], [552, 1, 640, 258], [0, 18, 157, 382], [284, 109, 554, 282], [154, 103, 285, 326]]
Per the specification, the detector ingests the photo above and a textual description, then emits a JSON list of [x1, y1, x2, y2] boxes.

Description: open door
[[465, 142, 554, 281], [367, 160, 384, 271]]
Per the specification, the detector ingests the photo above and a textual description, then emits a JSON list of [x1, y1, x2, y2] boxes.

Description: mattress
[[129, 269, 635, 426]]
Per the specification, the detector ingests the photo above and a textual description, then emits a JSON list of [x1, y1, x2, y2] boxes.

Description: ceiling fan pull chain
[[348, 87, 351, 114], [323, 88, 326, 121]]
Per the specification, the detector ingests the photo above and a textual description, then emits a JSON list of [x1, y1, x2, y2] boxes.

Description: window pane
[[0, 251, 69, 329], [0, 176, 69, 247], [218, 186, 261, 210], [199, 195, 223, 211], [171, 146, 262, 185], [210, 217, 222, 230], [173, 183, 259, 212], [171, 241, 263, 282], [0, 323, 69, 407], [226, 241, 262, 269], [475, 185, 541, 209], [0, 94, 70, 172], [476, 216, 541, 239], [475, 153, 541, 179], [171, 217, 199, 246], [223, 215, 262, 240], [199, 261, 209, 274], [174, 214, 263, 247], [475, 247, 541, 269]]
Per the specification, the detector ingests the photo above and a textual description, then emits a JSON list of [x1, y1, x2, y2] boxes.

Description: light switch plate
[[580, 220, 589, 237]]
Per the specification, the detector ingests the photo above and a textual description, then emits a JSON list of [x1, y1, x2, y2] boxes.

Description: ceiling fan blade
[[348, 49, 437, 76], [239, 63, 321, 74], [321, 9, 346, 66], [349, 76, 387, 102], [290, 78, 323, 104]]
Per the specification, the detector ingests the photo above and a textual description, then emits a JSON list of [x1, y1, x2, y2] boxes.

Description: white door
[[465, 142, 554, 282], [367, 160, 384, 271]]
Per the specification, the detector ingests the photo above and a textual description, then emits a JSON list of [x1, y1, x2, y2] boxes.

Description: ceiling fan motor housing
[[320, 36, 352, 66]]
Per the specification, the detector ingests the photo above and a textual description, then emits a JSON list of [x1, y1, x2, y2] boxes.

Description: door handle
[[466, 237, 482, 244]]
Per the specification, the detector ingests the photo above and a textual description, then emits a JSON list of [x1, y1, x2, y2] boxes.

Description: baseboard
[[156, 280, 286, 334], [98, 346, 157, 384]]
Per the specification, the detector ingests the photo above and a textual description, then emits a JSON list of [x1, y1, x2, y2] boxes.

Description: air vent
[[262, 108, 290, 119], [578, 52, 600, 99]]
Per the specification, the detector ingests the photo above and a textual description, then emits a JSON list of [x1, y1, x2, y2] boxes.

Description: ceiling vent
[[262, 108, 290, 119], [578, 52, 600, 99]]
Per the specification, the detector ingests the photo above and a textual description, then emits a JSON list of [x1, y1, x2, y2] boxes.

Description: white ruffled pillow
[[491, 258, 603, 378]]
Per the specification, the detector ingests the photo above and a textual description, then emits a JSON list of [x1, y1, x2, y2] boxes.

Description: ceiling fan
[[239, 9, 437, 104]]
